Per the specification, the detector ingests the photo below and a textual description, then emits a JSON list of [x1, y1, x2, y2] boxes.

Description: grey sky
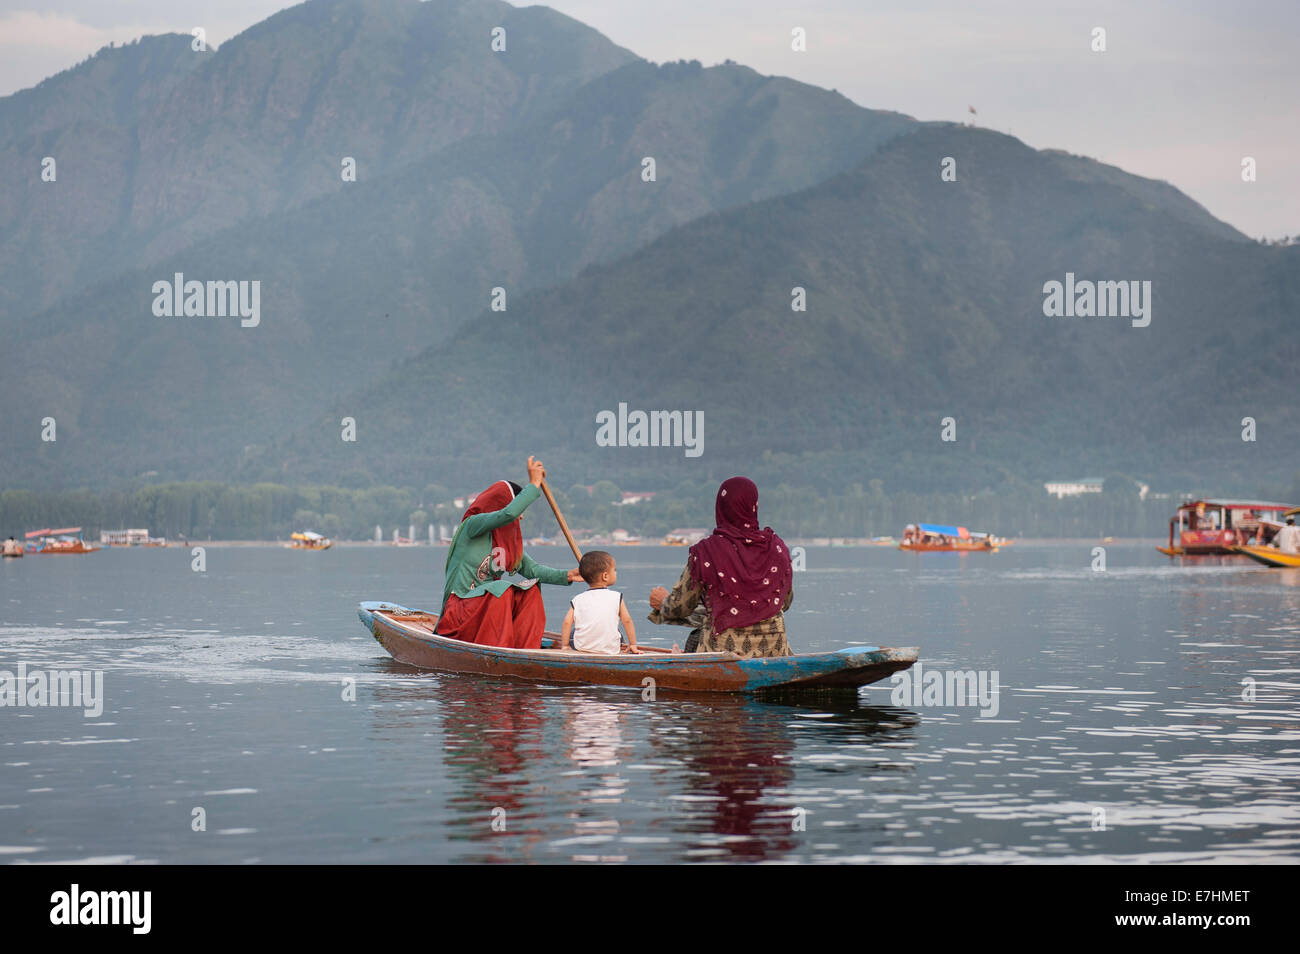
[[1, 0, 1294, 239]]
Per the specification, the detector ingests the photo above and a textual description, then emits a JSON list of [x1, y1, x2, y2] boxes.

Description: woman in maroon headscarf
[[648, 476, 794, 657], [435, 456, 581, 649]]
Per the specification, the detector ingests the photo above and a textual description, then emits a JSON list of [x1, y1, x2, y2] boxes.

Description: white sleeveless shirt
[[570, 588, 624, 654]]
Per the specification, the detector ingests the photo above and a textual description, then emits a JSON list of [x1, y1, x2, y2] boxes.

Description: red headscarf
[[461, 480, 523, 573], [688, 477, 792, 631]]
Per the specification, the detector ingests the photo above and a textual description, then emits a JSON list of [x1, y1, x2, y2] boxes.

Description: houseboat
[[26, 527, 100, 554], [1157, 499, 1292, 556]]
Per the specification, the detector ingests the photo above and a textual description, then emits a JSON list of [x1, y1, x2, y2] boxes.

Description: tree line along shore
[[5, 476, 1296, 544]]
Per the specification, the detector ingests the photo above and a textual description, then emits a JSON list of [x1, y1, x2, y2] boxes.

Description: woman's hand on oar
[[566, 568, 583, 582], [527, 455, 546, 487]]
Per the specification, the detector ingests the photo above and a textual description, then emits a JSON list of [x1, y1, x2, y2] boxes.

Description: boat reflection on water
[[365, 661, 919, 862], [557, 698, 629, 861], [436, 678, 551, 862], [646, 696, 919, 862], [651, 697, 800, 860]]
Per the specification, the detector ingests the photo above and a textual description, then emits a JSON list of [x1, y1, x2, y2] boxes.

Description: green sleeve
[[461, 483, 540, 538], [516, 551, 572, 586]]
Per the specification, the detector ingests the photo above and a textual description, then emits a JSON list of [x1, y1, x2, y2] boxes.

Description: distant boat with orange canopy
[[1156, 499, 1292, 556], [26, 527, 100, 554], [288, 531, 332, 550], [899, 523, 1007, 552]]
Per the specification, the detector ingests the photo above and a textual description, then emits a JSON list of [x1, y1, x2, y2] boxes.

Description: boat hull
[[1235, 545, 1300, 568], [1159, 545, 1246, 556], [1157, 545, 1258, 557], [899, 542, 997, 552], [358, 602, 917, 694]]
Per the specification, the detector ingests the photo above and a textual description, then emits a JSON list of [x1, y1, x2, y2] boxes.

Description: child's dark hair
[[579, 550, 615, 584]]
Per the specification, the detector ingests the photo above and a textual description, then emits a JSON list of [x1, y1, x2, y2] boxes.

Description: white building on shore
[[1044, 478, 1104, 499]]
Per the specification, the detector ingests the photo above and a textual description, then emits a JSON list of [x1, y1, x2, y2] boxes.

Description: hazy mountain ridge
[[266, 123, 1297, 494], [1, 23, 921, 486], [0, 0, 638, 324], [1, 0, 1289, 499], [0, 33, 201, 141]]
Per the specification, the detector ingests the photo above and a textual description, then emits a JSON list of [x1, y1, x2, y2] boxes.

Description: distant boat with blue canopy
[[25, 527, 100, 554], [899, 523, 1007, 552]]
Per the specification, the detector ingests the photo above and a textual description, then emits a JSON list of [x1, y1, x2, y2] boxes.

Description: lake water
[[2, 543, 1298, 864]]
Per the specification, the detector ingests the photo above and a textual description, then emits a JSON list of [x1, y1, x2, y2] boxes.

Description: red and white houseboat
[[1157, 499, 1292, 556]]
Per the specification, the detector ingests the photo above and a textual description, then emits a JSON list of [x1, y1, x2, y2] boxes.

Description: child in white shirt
[[559, 550, 640, 654]]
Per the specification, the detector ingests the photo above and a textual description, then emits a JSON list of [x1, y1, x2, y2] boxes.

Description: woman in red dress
[[435, 456, 581, 649]]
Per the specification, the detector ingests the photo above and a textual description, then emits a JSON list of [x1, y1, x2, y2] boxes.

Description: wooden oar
[[539, 479, 582, 562]]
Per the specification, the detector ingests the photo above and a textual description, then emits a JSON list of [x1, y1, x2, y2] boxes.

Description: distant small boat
[[1234, 545, 1300, 568], [2, 538, 23, 558], [663, 528, 708, 546], [26, 527, 99, 554], [358, 602, 918, 694], [288, 531, 332, 550], [899, 523, 1003, 552]]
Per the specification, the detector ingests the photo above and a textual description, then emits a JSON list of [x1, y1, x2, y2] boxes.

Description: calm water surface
[[2, 544, 1298, 863]]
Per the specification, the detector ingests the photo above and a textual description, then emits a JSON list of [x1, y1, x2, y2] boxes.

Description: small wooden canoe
[[1235, 545, 1300, 568], [358, 601, 918, 694]]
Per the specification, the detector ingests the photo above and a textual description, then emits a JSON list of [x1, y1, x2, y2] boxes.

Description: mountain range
[[1, 0, 1295, 499]]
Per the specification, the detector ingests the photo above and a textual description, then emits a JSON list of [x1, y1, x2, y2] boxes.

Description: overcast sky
[[1, 0, 1295, 239]]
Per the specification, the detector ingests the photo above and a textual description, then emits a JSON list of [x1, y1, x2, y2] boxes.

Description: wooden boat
[[26, 527, 99, 554], [358, 601, 918, 694], [1235, 545, 1300, 568], [1158, 499, 1292, 556], [1, 538, 22, 558], [899, 523, 1003, 552], [288, 531, 332, 550]]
